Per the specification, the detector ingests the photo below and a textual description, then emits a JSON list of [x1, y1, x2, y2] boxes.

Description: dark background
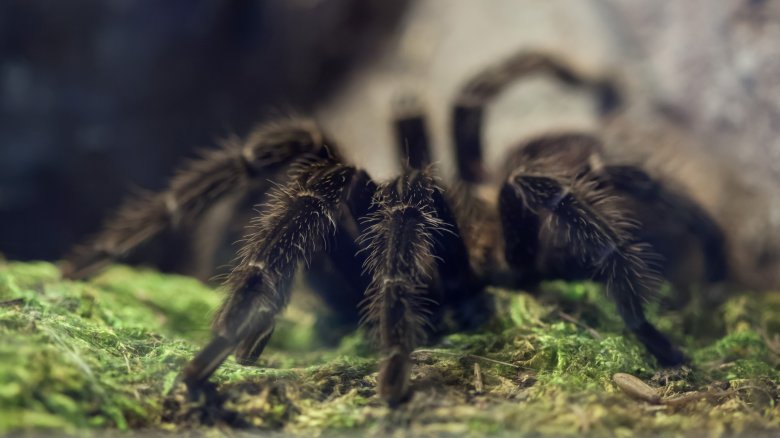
[[0, 0, 408, 264]]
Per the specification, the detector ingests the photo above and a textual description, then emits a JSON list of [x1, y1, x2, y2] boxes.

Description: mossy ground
[[1, 261, 780, 436]]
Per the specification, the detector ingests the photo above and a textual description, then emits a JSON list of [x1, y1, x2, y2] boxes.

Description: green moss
[[1, 261, 780, 436], [0, 262, 211, 433]]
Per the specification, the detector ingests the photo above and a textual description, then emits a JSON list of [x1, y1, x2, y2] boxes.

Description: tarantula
[[63, 51, 728, 406]]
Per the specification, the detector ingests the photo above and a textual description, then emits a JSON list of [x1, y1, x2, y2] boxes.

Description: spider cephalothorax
[[63, 51, 728, 405]]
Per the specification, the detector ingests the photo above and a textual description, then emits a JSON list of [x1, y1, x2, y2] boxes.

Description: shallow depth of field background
[[3, 0, 780, 282]]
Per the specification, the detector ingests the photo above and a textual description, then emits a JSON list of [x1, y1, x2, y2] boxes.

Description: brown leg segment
[[452, 52, 622, 183], [63, 118, 327, 279], [182, 158, 361, 390], [502, 170, 684, 366]]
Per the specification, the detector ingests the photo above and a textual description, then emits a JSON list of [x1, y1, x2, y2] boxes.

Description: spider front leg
[[303, 170, 378, 330], [390, 96, 488, 329], [63, 118, 329, 279], [358, 167, 474, 405], [501, 170, 685, 366], [181, 158, 366, 389]]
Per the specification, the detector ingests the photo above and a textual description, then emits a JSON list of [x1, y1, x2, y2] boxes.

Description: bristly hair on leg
[[512, 172, 663, 302], [504, 168, 682, 365], [215, 159, 355, 334], [357, 167, 448, 405], [599, 164, 729, 283], [62, 118, 328, 280], [184, 158, 360, 389]]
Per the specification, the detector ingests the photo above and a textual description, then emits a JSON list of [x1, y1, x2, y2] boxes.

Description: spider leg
[[182, 158, 364, 388], [304, 170, 378, 330], [390, 98, 487, 328], [498, 181, 542, 285], [498, 134, 605, 284], [359, 167, 472, 405], [501, 169, 685, 366], [600, 165, 728, 283], [502, 134, 728, 286], [390, 95, 483, 309], [392, 95, 432, 169], [453, 52, 621, 182], [63, 118, 329, 279], [429, 187, 488, 329]]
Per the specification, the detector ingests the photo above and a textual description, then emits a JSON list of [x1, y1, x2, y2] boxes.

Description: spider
[[62, 51, 728, 406]]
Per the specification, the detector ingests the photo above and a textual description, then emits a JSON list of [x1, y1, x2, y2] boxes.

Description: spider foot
[[162, 380, 245, 427], [651, 365, 695, 393], [633, 322, 688, 367], [378, 350, 414, 408]]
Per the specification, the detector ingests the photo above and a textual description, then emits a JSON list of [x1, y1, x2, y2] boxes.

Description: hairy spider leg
[[63, 118, 329, 280], [496, 134, 605, 285], [452, 51, 622, 183], [358, 168, 473, 405], [390, 100, 489, 330], [303, 170, 378, 330], [182, 158, 366, 388], [498, 181, 543, 286], [392, 95, 433, 170], [501, 168, 684, 366], [504, 134, 729, 288], [599, 165, 729, 283]]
